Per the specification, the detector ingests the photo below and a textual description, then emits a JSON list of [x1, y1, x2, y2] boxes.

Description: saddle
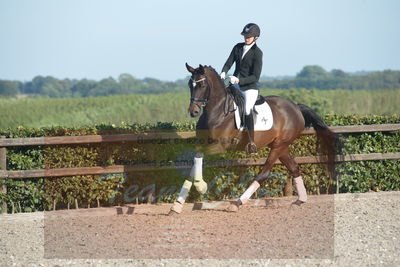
[[226, 86, 265, 128]]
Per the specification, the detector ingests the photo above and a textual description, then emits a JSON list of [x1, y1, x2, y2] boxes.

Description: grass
[[1, 89, 399, 129]]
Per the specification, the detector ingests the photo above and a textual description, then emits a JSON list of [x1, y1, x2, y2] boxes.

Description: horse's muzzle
[[190, 109, 200, 117], [188, 103, 201, 117]]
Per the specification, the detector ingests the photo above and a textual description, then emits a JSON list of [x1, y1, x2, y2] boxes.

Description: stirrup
[[246, 142, 257, 155], [231, 137, 240, 145]]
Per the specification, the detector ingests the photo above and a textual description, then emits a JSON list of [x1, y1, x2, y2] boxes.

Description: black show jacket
[[221, 42, 263, 90]]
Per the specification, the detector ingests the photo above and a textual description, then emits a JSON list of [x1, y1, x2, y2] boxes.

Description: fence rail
[[0, 124, 399, 180], [0, 124, 399, 147], [1, 152, 399, 180]]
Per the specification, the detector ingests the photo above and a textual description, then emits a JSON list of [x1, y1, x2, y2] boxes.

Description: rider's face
[[244, 36, 256, 45]]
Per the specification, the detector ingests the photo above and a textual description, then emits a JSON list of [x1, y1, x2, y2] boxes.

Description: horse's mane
[[203, 65, 225, 89]]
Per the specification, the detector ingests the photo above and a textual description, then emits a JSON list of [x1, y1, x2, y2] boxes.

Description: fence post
[[0, 136, 7, 214], [283, 177, 293, 196], [336, 176, 340, 194]]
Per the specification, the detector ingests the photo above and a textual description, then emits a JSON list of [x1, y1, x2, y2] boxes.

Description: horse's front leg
[[169, 152, 207, 215], [191, 153, 207, 194]]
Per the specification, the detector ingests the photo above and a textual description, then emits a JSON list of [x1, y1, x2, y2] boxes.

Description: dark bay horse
[[169, 63, 337, 214]]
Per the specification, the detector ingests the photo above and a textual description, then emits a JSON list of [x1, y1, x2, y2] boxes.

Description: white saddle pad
[[234, 101, 273, 131]]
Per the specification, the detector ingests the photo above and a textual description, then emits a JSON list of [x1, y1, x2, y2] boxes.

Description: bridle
[[190, 76, 210, 108], [189, 73, 235, 116]]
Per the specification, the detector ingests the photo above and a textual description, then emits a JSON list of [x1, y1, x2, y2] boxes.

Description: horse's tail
[[297, 104, 339, 181]]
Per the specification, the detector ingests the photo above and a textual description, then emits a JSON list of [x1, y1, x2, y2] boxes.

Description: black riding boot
[[244, 113, 257, 155]]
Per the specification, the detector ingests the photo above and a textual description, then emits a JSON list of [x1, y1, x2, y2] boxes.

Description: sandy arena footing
[[0, 191, 399, 266]]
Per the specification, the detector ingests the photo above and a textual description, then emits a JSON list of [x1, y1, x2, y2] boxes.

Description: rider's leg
[[243, 89, 258, 115], [244, 112, 255, 140], [243, 89, 259, 154]]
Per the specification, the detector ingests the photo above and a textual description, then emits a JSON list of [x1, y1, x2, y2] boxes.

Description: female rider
[[220, 23, 263, 154]]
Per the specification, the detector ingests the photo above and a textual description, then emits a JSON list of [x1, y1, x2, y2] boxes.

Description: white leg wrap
[[294, 176, 307, 202], [190, 156, 203, 180], [171, 201, 183, 213], [176, 180, 192, 204], [191, 157, 208, 194], [239, 181, 260, 205]]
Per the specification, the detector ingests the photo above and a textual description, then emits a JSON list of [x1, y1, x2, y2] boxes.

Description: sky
[[0, 0, 399, 82]]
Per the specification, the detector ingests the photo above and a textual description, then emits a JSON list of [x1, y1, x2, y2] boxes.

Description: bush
[[0, 115, 399, 213]]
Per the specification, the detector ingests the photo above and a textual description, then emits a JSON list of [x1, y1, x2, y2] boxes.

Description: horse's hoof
[[170, 201, 183, 214], [292, 200, 306, 206], [226, 203, 239, 212], [168, 210, 179, 216]]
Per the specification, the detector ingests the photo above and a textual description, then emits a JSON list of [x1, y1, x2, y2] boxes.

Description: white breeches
[[242, 89, 258, 115]]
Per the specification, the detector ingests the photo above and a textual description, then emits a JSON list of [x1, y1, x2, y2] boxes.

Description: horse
[[169, 63, 337, 214]]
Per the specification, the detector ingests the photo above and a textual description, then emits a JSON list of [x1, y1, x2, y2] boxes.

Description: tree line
[[1, 66, 399, 97], [260, 66, 400, 90], [0, 74, 188, 98]]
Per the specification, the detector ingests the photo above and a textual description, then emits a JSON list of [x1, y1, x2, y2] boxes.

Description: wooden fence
[[0, 124, 399, 213]]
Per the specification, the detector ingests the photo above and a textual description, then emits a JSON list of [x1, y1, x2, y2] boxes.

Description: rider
[[220, 23, 263, 155]]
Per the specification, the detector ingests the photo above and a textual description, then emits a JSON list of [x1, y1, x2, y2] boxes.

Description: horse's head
[[186, 63, 210, 117]]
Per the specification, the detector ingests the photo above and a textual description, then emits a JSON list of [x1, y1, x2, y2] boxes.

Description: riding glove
[[220, 72, 226, 80], [229, 75, 240, 84]]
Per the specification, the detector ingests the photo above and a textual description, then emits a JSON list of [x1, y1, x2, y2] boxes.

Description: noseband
[[190, 77, 210, 108]]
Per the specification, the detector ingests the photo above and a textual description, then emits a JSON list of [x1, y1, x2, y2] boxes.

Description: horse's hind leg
[[227, 145, 286, 212], [279, 153, 307, 203]]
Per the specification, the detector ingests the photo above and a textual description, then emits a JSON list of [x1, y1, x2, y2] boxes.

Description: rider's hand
[[220, 72, 226, 80], [229, 76, 239, 84]]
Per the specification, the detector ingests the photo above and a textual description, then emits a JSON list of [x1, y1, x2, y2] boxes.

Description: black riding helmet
[[241, 23, 260, 38]]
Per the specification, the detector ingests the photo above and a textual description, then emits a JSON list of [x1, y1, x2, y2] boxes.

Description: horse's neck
[[205, 77, 224, 113], [204, 79, 234, 129], [207, 89, 225, 111]]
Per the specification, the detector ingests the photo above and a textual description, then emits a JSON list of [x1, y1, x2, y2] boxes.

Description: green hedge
[[0, 115, 399, 213]]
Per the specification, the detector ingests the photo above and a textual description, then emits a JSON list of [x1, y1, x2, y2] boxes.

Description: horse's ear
[[186, 63, 195, 74], [198, 64, 205, 75]]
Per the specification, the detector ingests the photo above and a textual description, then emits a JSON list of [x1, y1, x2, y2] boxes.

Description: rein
[[224, 87, 237, 116]]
